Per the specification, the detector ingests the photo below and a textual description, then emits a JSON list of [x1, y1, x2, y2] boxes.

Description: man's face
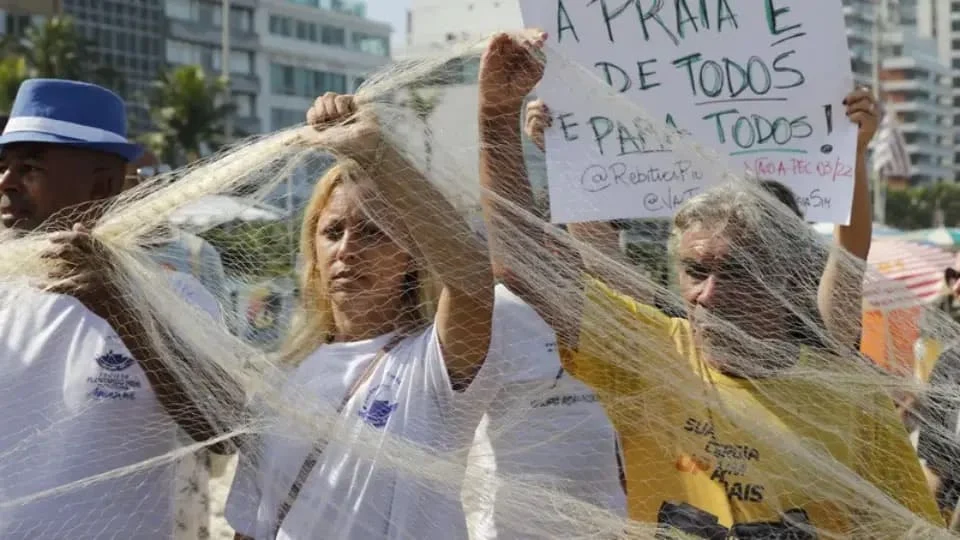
[[676, 224, 781, 346], [0, 143, 119, 231]]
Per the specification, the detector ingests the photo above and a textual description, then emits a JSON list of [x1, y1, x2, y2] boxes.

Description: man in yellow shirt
[[476, 31, 941, 536]]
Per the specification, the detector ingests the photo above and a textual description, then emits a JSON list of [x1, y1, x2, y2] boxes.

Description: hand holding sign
[[525, 100, 550, 152], [843, 88, 878, 152]]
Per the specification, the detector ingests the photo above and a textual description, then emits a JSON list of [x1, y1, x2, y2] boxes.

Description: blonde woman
[[225, 87, 522, 539]]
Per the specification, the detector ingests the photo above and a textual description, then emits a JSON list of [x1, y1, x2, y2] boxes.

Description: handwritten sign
[[519, 0, 856, 224]]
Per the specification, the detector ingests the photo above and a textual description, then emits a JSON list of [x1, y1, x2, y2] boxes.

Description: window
[[197, 1, 218, 26], [167, 39, 201, 65], [269, 15, 293, 36], [169, 40, 252, 74], [272, 108, 303, 130], [229, 8, 254, 32], [351, 32, 389, 56], [212, 49, 255, 75], [296, 21, 313, 40], [270, 62, 348, 97], [321, 25, 345, 46], [325, 73, 347, 94], [270, 16, 343, 46], [234, 94, 255, 118], [354, 77, 365, 91], [271, 63, 296, 95]]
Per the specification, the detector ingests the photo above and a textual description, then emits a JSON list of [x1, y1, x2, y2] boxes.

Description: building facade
[[257, 0, 390, 133], [880, 30, 954, 184], [165, 0, 262, 136], [917, 0, 960, 182], [843, 0, 955, 185], [60, 0, 166, 134], [0, 0, 167, 135]]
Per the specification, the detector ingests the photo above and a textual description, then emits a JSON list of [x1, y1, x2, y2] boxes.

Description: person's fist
[[306, 92, 357, 128], [843, 88, 878, 152], [478, 30, 546, 114], [304, 92, 383, 164], [524, 99, 551, 152]]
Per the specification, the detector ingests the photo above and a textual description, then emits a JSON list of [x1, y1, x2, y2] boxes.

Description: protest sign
[[519, 0, 856, 224]]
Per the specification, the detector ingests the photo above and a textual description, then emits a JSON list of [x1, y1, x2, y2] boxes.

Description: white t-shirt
[[464, 286, 626, 539], [226, 288, 524, 540], [0, 273, 220, 540]]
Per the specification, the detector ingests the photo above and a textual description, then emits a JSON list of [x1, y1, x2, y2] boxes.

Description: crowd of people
[[0, 29, 957, 539]]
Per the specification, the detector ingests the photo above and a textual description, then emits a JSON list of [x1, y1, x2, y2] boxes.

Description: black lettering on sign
[[594, 59, 663, 93], [556, 0, 580, 42], [765, 0, 803, 36], [579, 160, 702, 193], [672, 52, 805, 99], [703, 109, 812, 152], [588, 0, 739, 46], [642, 186, 701, 212], [795, 189, 831, 210]]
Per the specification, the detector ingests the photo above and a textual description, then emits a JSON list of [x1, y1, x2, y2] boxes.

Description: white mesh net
[[0, 29, 958, 540]]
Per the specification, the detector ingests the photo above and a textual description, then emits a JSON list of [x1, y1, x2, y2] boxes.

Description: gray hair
[[669, 183, 769, 259]]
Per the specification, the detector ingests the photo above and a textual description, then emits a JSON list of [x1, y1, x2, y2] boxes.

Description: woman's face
[[314, 184, 412, 308]]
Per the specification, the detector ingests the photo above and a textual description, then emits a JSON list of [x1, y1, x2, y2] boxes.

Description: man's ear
[[90, 162, 127, 200]]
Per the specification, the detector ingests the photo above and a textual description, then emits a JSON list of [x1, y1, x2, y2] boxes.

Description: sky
[[364, 0, 410, 51]]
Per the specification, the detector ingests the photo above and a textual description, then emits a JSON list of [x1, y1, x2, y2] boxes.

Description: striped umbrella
[[863, 239, 955, 310]]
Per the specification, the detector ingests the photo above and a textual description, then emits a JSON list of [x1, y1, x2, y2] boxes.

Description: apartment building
[[0, 0, 54, 35], [843, 0, 955, 184], [917, 0, 960, 182], [259, 0, 390, 132], [881, 30, 954, 184], [165, 0, 262, 135], [0, 0, 168, 135]]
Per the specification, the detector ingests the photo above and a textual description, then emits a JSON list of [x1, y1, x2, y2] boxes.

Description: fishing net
[[1, 29, 959, 540]]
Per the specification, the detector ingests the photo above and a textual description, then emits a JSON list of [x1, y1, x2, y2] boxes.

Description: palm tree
[[404, 86, 442, 172], [7, 17, 121, 90], [143, 65, 234, 167], [0, 56, 28, 113]]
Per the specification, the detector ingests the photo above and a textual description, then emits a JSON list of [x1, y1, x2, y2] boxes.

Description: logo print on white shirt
[[89, 350, 141, 400], [96, 350, 135, 371], [358, 373, 402, 429]]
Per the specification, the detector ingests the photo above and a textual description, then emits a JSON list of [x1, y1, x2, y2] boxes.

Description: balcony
[[905, 143, 954, 161], [168, 18, 260, 49]]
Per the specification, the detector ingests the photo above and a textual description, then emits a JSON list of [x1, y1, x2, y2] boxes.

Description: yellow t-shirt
[[560, 278, 941, 536]]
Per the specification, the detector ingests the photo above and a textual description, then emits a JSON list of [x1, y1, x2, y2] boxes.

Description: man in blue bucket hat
[[0, 79, 143, 231], [0, 81, 237, 538]]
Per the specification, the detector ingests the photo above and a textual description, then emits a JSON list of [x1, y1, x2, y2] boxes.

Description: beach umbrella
[[864, 239, 955, 310]]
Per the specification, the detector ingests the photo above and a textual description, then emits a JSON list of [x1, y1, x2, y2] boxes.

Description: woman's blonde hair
[[280, 159, 439, 365]]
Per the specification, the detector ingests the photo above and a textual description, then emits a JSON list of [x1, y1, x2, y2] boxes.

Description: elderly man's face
[[676, 224, 784, 347], [0, 143, 122, 231]]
